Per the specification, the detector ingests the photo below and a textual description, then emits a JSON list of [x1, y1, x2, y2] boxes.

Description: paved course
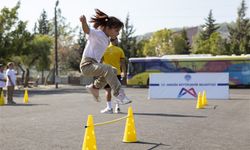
[[0, 85, 250, 150]]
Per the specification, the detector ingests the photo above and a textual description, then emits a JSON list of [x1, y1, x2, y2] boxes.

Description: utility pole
[[54, 0, 59, 88]]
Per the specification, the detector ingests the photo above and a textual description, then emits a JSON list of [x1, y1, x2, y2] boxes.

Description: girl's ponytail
[[90, 9, 123, 29]]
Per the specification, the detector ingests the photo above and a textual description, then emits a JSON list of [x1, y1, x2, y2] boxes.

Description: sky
[[1, 0, 250, 36]]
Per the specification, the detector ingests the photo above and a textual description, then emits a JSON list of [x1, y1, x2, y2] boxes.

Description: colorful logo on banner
[[184, 74, 191, 81], [178, 87, 197, 98], [178, 74, 197, 98]]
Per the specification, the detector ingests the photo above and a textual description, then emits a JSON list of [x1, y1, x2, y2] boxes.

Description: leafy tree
[[172, 28, 190, 54], [14, 34, 53, 87], [191, 34, 211, 54], [119, 14, 136, 58], [192, 32, 226, 55], [143, 29, 174, 56], [228, 0, 250, 54], [209, 32, 226, 55], [34, 35, 53, 84], [135, 39, 148, 57], [56, 11, 78, 74], [180, 28, 191, 54], [65, 29, 87, 71], [192, 10, 221, 54], [200, 10, 219, 40], [0, 1, 20, 62], [172, 34, 188, 54]]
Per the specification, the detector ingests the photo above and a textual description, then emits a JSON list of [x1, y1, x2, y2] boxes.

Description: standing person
[[6, 62, 16, 104], [0, 64, 6, 93], [79, 9, 132, 105], [100, 38, 126, 114]]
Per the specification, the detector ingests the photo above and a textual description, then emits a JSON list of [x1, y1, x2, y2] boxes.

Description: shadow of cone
[[82, 115, 97, 150], [0, 91, 5, 106], [196, 92, 203, 109], [23, 89, 29, 104], [123, 106, 137, 143], [202, 91, 208, 106]]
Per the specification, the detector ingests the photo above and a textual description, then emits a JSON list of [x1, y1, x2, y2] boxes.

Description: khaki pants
[[80, 57, 121, 97], [7, 86, 14, 102]]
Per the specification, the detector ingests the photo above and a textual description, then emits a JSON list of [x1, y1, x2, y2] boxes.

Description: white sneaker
[[85, 84, 100, 102], [114, 105, 121, 114], [100, 107, 113, 114], [115, 89, 132, 105]]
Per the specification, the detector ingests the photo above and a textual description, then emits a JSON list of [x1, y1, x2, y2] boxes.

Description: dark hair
[[90, 9, 124, 29]]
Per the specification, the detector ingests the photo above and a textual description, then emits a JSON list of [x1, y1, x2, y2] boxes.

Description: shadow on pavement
[[12, 88, 87, 97], [119, 112, 206, 118], [133, 141, 170, 150], [3, 103, 49, 106]]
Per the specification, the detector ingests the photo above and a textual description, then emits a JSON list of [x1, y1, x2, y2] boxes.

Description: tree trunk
[[41, 69, 44, 84], [44, 68, 54, 85], [24, 68, 30, 87], [17, 64, 25, 86]]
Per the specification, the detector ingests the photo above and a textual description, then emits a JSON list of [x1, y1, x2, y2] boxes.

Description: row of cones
[[0, 89, 29, 106], [196, 91, 208, 109], [82, 106, 137, 150]]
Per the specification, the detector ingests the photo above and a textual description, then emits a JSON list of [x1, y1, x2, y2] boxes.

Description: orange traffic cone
[[196, 92, 203, 109], [123, 107, 137, 143], [82, 115, 97, 150]]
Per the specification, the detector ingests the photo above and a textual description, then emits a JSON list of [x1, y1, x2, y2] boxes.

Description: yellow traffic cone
[[196, 92, 203, 109], [202, 91, 208, 106], [82, 115, 97, 150], [123, 106, 137, 143], [23, 89, 29, 104], [0, 90, 5, 106]]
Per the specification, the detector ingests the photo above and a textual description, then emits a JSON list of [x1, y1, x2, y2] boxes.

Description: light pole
[[54, 0, 59, 88]]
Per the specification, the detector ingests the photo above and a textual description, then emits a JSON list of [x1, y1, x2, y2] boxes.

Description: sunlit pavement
[[0, 85, 250, 150]]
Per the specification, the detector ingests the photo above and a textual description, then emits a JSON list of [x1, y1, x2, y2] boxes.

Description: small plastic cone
[[123, 107, 137, 143], [196, 92, 203, 109], [23, 89, 29, 104], [0, 91, 5, 106], [82, 115, 97, 150], [202, 91, 208, 106]]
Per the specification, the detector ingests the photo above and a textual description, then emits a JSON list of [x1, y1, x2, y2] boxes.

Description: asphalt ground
[[0, 85, 250, 150]]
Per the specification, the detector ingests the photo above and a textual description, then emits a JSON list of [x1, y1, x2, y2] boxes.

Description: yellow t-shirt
[[103, 44, 125, 75]]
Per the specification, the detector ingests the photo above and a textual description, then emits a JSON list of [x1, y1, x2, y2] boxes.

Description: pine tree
[[37, 10, 50, 35], [200, 9, 219, 40], [228, 0, 250, 54], [180, 28, 191, 54], [119, 14, 136, 58]]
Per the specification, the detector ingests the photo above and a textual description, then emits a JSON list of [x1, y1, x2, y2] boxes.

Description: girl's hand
[[80, 15, 87, 23], [80, 15, 90, 34]]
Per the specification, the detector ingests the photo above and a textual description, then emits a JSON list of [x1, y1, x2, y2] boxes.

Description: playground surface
[[0, 85, 250, 150]]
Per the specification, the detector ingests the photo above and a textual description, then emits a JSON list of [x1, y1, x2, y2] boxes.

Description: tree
[[65, 29, 87, 71], [209, 32, 227, 55], [119, 14, 136, 58], [200, 10, 219, 40], [180, 28, 191, 54], [228, 0, 250, 54], [172, 28, 190, 54], [192, 32, 226, 55], [37, 10, 50, 35], [143, 29, 174, 56], [135, 39, 148, 57], [0, 1, 21, 62], [173, 34, 188, 54], [192, 9, 222, 54], [34, 35, 53, 84]]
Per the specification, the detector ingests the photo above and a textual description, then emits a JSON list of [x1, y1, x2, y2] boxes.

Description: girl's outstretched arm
[[80, 15, 89, 34]]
